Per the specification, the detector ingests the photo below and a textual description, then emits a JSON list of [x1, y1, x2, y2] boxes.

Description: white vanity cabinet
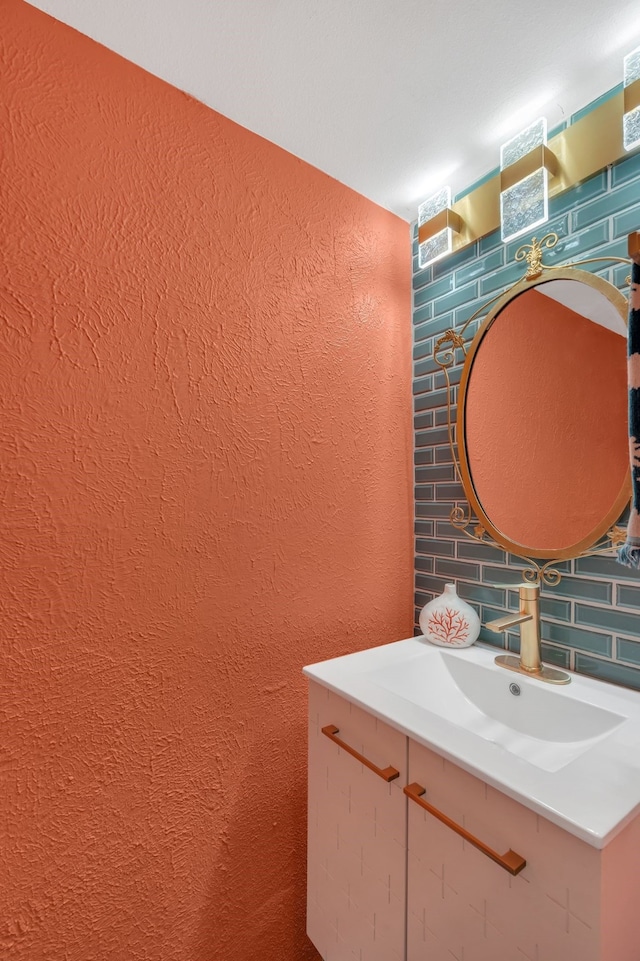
[[307, 681, 407, 961], [307, 679, 640, 961], [407, 738, 604, 961]]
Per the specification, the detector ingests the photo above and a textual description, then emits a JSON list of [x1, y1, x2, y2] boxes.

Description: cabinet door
[[406, 739, 601, 961], [307, 681, 407, 961]]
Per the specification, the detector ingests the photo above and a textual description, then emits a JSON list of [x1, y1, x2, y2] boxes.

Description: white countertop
[[303, 636, 640, 848]]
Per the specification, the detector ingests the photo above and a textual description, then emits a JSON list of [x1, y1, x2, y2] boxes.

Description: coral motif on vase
[[425, 606, 471, 645]]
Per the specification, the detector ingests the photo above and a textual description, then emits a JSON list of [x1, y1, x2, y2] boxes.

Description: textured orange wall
[[0, 2, 413, 958]]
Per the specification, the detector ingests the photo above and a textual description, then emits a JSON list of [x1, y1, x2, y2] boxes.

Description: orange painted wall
[[0, 2, 413, 958]]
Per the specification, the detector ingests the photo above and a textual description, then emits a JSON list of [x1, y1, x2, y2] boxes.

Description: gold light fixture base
[[494, 654, 571, 686], [500, 144, 558, 192], [443, 89, 629, 256], [417, 207, 463, 245], [624, 76, 640, 115]]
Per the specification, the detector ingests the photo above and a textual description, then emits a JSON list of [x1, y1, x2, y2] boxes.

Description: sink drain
[[509, 682, 521, 696]]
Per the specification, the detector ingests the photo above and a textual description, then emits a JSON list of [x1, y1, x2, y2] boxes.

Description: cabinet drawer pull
[[404, 782, 526, 876], [321, 724, 400, 782]]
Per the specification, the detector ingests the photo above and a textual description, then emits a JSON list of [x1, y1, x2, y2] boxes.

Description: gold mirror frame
[[435, 233, 631, 586]]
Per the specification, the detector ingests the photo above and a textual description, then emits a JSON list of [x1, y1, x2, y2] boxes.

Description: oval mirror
[[457, 268, 630, 559]]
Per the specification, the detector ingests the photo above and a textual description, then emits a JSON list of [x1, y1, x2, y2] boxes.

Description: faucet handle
[[486, 612, 533, 632]]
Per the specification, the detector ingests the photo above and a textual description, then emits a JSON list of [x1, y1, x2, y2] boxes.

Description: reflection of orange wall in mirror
[[465, 288, 628, 552]]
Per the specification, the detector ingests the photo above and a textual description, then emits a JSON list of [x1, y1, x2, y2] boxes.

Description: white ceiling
[[25, 0, 640, 221]]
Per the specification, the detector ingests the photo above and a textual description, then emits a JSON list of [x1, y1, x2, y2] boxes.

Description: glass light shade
[[624, 46, 640, 152], [500, 118, 547, 169], [500, 168, 549, 243], [500, 118, 549, 243], [418, 186, 452, 269]]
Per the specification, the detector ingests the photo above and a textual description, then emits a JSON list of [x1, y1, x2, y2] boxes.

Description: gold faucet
[[487, 583, 571, 685]]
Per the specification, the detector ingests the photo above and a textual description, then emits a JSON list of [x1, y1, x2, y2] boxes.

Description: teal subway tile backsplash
[[435, 557, 480, 580], [590, 237, 633, 263], [618, 638, 640, 666], [545, 576, 612, 603], [435, 366, 462, 389], [414, 317, 437, 341], [574, 603, 640, 636], [416, 537, 455, 557], [412, 128, 640, 691], [435, 407, 455, 427], [541, 621, 612, 658], [416, 573, 449, 595], [574, 654, 640, 691], [612, 150, 640, 187], [458, 582, 506, 608], [435, 519, 463, 539], [414, 388, 449, 412], [480, 628, 505, 648], [614, 262, 634, 288], [413, 341, 433, 361], [539, 597, 572, 621], [415, 426, 451, 447], [454, 248, 504, 287], [415, 429, 436, 447], [434, 283, 479, 316], [503, 216, 569, 265], [457, 542, 506, 564], [413, 303, 434, 326], [414, 413, 434, 431], [435, 481, 466, 501], [412, 374, 433, 395], [415, 555, 435, 574], [576, 555, 640, 580], [480, 260, 524, 297], [482, 565, 531, 586], [618, 584, 640, 608], [432, 243, 478, 281], [414, 312, 453, 340], [553, 222, 610, 261], [415, 464, 455, 482], [548, 171, 606, 218], [478, 229, 502, 256], [542, 644, 572, 669], [613, 203, 640, 238], [413, 354, 440, 377], [416, 502, 455, 519], [415, 520, 434, 537], [435, 446, 455, 464], [572, 180, 640, 231], [414, 314, 453, 340], [414, 274, 453, 306]]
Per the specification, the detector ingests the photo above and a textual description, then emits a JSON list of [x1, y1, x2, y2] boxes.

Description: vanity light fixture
[[499, 118, 558, 243], [624, 45, 640, 151], [416, 87, 634, 256], [417, 186, 462, 269]]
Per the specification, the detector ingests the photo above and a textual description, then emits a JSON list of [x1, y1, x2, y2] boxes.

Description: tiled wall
[[412, 129, 640, 691]]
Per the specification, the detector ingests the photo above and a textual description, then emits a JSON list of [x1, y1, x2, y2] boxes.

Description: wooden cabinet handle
[[404, 782, 526, 876], [321, 724, 400, 782]]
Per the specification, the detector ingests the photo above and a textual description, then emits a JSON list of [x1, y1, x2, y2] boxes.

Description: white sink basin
[[303, 637, 640, 847], [365, 647, 626, 772]]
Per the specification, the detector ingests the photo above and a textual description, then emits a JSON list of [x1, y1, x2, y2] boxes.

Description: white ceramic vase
[[419, 583, 480, 648]]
